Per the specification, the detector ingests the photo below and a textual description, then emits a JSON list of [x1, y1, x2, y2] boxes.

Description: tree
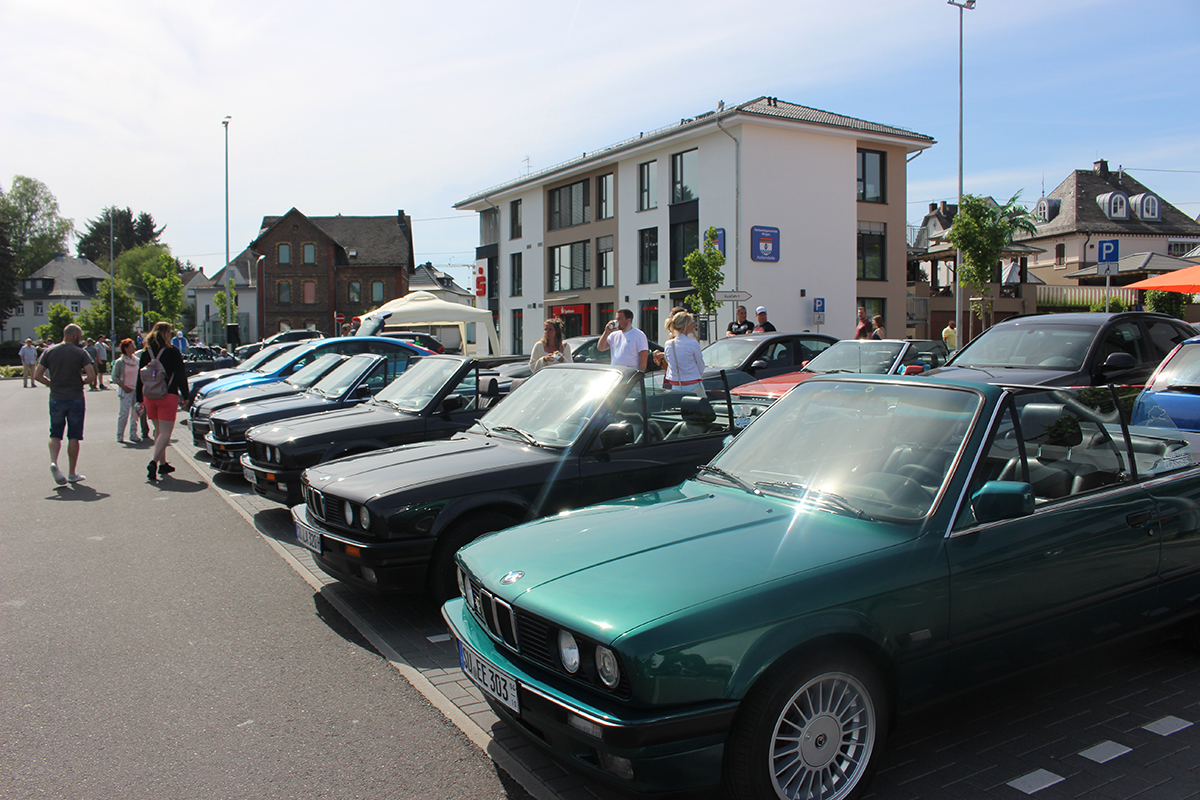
[[214, 280, 238, 325], [1146, 290, 1188, 319], [682, 226, 727, 318], [0, 176, 74, 278], [76, 206, 164, 265], [75, 278, 142, 341], [0, 226, 18, 334], [36, 303, 74, 341], [144, 266, 184, 327], [944, 192, 1038, 329]]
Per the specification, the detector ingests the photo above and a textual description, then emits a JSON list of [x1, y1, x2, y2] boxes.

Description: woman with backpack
[[136, 321, 189, 482]]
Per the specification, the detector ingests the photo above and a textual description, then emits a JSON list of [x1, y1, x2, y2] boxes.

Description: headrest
[[1019, 403, 1082, 446], [679, 394, 716, 424], [480, 376, 499, 397]]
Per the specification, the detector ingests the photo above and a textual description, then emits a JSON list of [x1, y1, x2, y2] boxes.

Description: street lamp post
[[948, 0, 975, 344], [108, 208, 115, 347], [222, 115, 232, 344]]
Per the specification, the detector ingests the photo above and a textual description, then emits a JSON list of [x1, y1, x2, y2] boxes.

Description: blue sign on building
[[715, 228, 726, 255], [750, 226, 780, 262]]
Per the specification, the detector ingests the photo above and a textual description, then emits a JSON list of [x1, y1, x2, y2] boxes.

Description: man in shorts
[[34, 324, 97, 485]]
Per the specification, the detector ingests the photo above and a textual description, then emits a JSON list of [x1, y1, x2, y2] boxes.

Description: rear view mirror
[[971, 481, 1034, 523], [599, 422, 635, 449], [1102, 352, 1136, 372], [441, 393, 464, 413]]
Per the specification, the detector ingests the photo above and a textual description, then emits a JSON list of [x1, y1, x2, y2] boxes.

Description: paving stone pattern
[[178, 442, 1200, 800]]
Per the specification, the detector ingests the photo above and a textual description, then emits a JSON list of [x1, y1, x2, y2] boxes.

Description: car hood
[[195, 382, 302, 414], [458, 481, 918, 643], [249, 402, 420, 446], [201, 373, 280, 396], [189, 367, 244, 386], [212, 391, 344, 430], [924, 364, 1076, 386], [303, 434, 555, 501]]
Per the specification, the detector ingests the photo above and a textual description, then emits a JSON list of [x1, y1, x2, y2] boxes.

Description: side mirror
[[441, 393, 464, 413], [354, 383, 374, 398], [904, 364, 925, 375], [1102, 352, 1136, 372], [750, 359, 769, 371], [971, 481, 1034, 523], [599, 422, 635, 449]]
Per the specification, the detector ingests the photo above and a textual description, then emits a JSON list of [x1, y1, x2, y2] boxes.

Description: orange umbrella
[[1124, 263, 1200, 292]]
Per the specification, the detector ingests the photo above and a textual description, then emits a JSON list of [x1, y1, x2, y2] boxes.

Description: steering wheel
[[896, 463, 942, 486]]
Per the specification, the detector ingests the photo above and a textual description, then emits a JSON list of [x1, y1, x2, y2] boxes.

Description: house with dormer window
[[5, 254, 110, 342], [1019, 160, 1200, 285]]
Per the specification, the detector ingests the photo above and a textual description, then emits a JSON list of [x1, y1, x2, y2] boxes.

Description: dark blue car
[[1132, 335, 1200, 432]]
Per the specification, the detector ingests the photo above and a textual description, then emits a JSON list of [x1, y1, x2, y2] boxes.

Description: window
[[278, 281, 291, 304], [639, 300, 659, 337], [303, 281, 317, 304], [857, 222, 886, 280], [671, 149, 698, 204], [372, 281, 385, 302], [639, 228, 659, 283], [278, 243, 291, 264], [510, 253, 523, 297], [857, 149, 885, 203], [279, 321, 292, 332], [598, 173, 614, 220], [480, 208, 499, 245], [596, 302, 614, 333], [549, 241, 590, 292], [14, 303, 22, 316], [638, 161, 657, 211], [348, 281, 360, 304], [1055, 243, 1066, 266], [9, 328, 18, 340], [306, 321, 317, 331], [548, 179, 590, 230], [510, 199, 522, 239], [670, 221, 698, 283], [303, 243, 316, 264], [1169, 241, 1200, 258], [511, 309, 523, 354], [70, 300, 80, 313], [34, 301, 44, 316], [597, 236, 614, 288], [1111, 194, 1127, 219]]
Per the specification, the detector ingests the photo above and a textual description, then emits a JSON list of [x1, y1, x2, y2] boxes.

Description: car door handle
[[1126, 511, 1153, 527]]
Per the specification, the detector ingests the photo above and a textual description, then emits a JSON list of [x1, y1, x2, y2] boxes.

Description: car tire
[[722, 649, 888, 800], [426, 511, 520, 603]]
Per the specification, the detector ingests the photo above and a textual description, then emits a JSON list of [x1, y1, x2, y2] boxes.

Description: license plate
[[205, 439, 215, 455], [244, 467, 257, 484], [295, 522, 322, 553], [458, 640, 520, 714]]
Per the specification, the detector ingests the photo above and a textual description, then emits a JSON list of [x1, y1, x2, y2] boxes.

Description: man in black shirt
[[726, 305, 753, 337], [754, 306, 777, 333]]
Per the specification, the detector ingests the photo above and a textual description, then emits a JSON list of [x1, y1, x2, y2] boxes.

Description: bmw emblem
[[500, 571, 525, 585]]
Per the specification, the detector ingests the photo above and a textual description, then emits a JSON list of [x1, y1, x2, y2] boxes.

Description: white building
[[6, 254, 110, 342], [455, 96, 934, 353]]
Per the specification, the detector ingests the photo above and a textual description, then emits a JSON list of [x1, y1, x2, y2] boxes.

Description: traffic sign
[[716, 291, 752, 303], [1097, 239, 1120, 276], [334, 312, 345, 325], [813, 297, 825, 314]]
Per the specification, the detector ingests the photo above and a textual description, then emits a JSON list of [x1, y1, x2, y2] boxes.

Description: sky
[[3, 0, 1198, 289]]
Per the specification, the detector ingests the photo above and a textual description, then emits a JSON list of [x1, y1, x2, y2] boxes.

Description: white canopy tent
[[358, 291, 501, 355]]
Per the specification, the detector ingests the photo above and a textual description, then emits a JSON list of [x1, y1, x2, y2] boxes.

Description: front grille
[[303, 484, 344, 530], [249, 441, 270, 464], [304, 484, 326, 521], [464, 574, 630, 698], [212, 421, 245, 443]]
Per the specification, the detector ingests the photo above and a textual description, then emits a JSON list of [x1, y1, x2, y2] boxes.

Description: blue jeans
[[49, 397, 86, 441]]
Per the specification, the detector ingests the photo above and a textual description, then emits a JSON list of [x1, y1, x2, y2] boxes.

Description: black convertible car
[[204, 353, 406, 473], [292, 363, 737, 600], [241, 355, 507, 506]]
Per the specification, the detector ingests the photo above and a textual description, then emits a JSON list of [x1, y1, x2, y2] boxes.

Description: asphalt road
[[0, 380, 530, 800]]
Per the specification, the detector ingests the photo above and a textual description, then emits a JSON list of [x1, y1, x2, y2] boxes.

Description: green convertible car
[[444, 375, 1200, 799]]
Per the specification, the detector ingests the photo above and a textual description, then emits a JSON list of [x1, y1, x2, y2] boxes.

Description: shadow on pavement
[[152, 476, 208, 493], [253, 507, 296, 541], [313, 590, 383, 656], [44, 484, 110, 502]]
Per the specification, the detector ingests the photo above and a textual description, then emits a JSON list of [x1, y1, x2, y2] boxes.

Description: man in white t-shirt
[[597, 308, 649, 371]]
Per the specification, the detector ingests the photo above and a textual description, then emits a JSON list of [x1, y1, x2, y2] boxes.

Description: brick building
[[252, 209, 414, 339]]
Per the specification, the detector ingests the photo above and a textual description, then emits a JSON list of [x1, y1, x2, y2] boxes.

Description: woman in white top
[[660, 310, 705, 391], [529, 317, 573, 374], [112, 338, 141, 443]]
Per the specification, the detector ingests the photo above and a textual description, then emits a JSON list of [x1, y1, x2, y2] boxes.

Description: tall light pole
[[948, 0, 975, 344], [108, 207, 115, 345], [222, 115, 232, 343]]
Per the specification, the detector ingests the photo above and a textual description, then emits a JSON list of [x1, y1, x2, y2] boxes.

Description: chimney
[[1094, 159, 1110, 179], [929, 203, 937, 213], [938, 201, 948, 215]]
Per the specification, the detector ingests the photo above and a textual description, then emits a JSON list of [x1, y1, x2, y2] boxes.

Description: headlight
[[558, 630, 580, 673], [595, 646, 620, 688], [359, 506, 370, 530], [343, 502, 355, 526], [270, 446, 280, 463], [456, 567, 467, 599]]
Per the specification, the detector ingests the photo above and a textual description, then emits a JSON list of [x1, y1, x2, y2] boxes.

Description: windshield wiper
[[1166, 383, 1200, 394], [490, 424, 540, 447], [697, 465, 760, 495], [753, 481, 872, 520]]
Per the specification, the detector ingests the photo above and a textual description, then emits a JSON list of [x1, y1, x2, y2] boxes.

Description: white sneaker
[[50, 463, 67, 485], [67, 474, 85, 483]]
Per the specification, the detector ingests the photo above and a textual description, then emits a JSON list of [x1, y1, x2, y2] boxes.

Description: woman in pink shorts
[[136, 321, 190, 482]]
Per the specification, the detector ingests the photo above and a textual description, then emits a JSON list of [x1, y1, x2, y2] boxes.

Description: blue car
[[191, 336, 433, 405], [1132, 335, 1200, 432]]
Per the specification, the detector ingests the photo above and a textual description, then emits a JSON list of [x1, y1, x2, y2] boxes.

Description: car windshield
[[311, 355, 377, 397], [705, 380, 981, 520], [373, 357, 463, 412], [950, 323, 1098, 371], [1147, 343, 1200, 393], [255, 347, 303, 374], [471, 367, 622, 447], [702, 337, 760, 369], [566, 337, 602, 363], [805, 342, 904, 374], [284, 353, 346, 388], [241, 346, 286, 371]]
